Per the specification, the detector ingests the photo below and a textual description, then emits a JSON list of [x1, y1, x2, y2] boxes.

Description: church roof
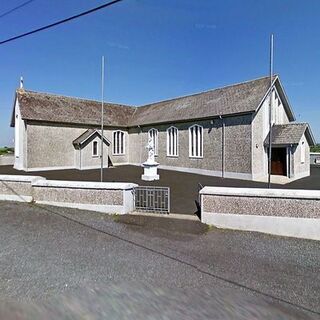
[[264, 123, 316, 146], [12, 90, 135, 127], [11, 75, 295, 127], [130, 76, 280, 125]]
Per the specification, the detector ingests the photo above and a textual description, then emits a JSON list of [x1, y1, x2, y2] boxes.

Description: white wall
[[13, 99, 26, 170]]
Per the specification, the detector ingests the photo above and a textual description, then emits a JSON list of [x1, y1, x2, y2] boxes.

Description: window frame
[[301, 140, 305, 164], [166, 126, 179, 157], [148, 128, 159, 156], [92, 140, 99, 157], [112, 130, 125, 156], [189, 124, 204, 158]]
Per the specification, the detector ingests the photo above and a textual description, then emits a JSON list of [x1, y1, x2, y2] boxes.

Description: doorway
[[271, 147, 287, 176]]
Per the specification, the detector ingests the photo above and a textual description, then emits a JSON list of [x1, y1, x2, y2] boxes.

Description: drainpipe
[[289, 144, 293, 178], [138, 125, 142, 164], [220, 115, 225, 178]]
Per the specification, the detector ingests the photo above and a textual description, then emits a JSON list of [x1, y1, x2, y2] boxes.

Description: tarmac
[[0, 164, 319, 214], [0, 201, 319, 319]]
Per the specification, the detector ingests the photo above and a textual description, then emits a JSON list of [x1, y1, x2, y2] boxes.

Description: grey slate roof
[[264, 123, 316, 146], [73, 129, 110, 147], [13, 75, 286, 127], [130, 76, 274, 126], [14, 89, 135, 127]]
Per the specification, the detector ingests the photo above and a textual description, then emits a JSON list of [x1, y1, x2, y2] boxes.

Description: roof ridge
[[274, 122, 308, 126], [138, 75, 276, 108], [18, 89, 135, 108]]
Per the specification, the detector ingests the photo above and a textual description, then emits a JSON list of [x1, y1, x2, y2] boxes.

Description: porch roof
[[73, 129, 110, 147], [264, 123, 316, 146]]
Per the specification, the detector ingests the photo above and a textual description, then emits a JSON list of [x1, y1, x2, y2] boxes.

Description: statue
[[146, 136, 155, 163], [141, 135, 159, 181]]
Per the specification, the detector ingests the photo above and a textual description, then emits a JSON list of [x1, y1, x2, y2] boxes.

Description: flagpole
[[100, 56, 105, 182], [268, 34, 274, 188]]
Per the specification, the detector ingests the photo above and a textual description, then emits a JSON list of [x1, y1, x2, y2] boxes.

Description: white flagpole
[[268, 34, 274, 188], [100, 56, 105, 182]]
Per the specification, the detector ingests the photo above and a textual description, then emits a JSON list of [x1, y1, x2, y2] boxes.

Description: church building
[[11, 75, 315, 182]]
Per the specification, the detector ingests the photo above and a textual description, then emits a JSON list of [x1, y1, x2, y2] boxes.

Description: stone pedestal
[[141, 160, 159, 181]]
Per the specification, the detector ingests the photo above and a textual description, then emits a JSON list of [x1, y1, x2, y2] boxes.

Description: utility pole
[[100, 56, 105, 182], [268, 34, 274, 188]]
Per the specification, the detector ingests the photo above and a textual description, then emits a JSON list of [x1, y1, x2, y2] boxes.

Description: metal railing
[[134, 186, 170, 214]]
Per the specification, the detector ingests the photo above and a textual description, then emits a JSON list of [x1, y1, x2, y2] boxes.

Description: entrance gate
[[134, 186, 170, 214]]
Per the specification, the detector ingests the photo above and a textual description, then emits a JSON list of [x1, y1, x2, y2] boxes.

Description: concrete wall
[[292, 134, 310, 179], [252, 90, 292, 181], [25, 122, 129, 171], [26, 122, 84, 170], [0, 175, 137, 215], [78, 135, 109, 170], [32, 180, 137, 214], [273, 86, 290, 125], [0, 155, 14, 166], [13, 99, 27, 170], [0, 175, 45, 202], [310, 152, 320, 165], [129, 115, 252, 179], [252, 99, 268, 180], [200, 186, 320, 241]]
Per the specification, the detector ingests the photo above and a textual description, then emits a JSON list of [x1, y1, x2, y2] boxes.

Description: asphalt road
[[0, 201, 319, 319], [1, 165, 319, 214]]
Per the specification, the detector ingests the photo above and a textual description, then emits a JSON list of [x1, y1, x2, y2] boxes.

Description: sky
[[0, 0, 320, 146]]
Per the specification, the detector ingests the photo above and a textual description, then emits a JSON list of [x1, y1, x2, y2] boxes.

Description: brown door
[[271, 148, 287, 176]]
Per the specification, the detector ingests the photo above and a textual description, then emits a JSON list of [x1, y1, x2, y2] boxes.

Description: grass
[[311, 144, 320, 153], [0, 147, 14, 156]]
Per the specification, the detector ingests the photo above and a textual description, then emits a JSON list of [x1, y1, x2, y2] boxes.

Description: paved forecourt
[[1, 165, 319, 214]]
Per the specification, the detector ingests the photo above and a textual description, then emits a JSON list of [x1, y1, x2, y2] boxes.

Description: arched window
[[92, 140, 98, 157], [148, 128, 158, 156], [112, 130, 125, 155], [167, 126, 178, 157], [189, 124, 203, 158]]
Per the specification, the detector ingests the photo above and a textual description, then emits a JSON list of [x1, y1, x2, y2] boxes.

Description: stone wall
[[292, 134, 310, 179], [0, 155, 14, 166], [200, 186, 320, 240], [26, 122, 129, 170], [78, 135, 109, 170], [0, 175, 137, 214], [129, 114, 252, 179], [32, 180, 137, 214], [0, 175, 45, 202]]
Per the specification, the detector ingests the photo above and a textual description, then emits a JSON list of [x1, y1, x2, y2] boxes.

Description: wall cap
[[32, 179, 138, 190], [200, 186, 320, 200], [0, 175, 45, 183]]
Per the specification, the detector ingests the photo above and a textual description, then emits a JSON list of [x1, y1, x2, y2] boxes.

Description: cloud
[[106, 42, 129, 50], [194, 23, 217, 30]]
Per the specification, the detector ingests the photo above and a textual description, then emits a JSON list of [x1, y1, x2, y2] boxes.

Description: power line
[[0, 0, 124, 46], [0, 0, 36, 19]]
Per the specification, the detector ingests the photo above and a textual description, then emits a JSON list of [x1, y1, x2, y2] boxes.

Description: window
[[167, 126, 178, 156], [301, 141, 305, 163], [189, 125, 203, 158], [92, 140, 98, 157], [271, 89, 276, 124], [113, 130, 125, 155], [148, 129, 158, 155]]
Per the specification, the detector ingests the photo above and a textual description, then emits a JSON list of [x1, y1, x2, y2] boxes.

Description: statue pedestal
[[141, 160, 159, 181]]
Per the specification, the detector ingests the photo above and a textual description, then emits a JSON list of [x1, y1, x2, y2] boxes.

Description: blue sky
[[1, 0, 320, 146]]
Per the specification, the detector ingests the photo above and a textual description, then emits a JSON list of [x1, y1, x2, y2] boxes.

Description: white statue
[[146, 136, 155, 163], [141, 135, 159, 181]]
